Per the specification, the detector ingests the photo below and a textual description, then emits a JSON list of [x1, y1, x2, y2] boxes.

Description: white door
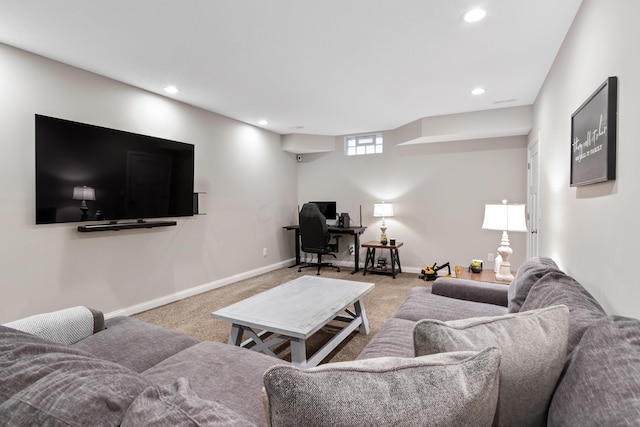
[[527, 133, 540, 258]]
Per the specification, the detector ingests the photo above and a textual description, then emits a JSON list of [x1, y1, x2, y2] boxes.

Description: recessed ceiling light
[[463, 8, 486, 23], [471, 87, 486, 95], [258, 119, 269, 126], [164, 85, 179, 94]]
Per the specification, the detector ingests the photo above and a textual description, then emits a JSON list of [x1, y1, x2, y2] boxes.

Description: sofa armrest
[[2, 306, 105, 345], [432, 278, 508, 307], [88, 307, 105, 333]]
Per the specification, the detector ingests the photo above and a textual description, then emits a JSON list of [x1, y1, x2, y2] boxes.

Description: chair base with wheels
[[298, 239, 341, 275]]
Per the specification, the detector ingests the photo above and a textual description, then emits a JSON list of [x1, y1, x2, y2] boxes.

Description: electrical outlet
[[263, 248, 267, 257], [487, 253, 494, 262], [349, 244, 355, 255]]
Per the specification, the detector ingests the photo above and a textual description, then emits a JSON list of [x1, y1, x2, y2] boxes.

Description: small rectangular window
[[344, 133, 383, 156]]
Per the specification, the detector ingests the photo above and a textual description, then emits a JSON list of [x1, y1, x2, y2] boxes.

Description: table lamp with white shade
[[482, 200, 527, 281], [373, 202, 394, 245]]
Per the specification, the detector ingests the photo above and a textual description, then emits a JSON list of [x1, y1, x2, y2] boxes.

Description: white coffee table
[[211, 275, 375, 367]]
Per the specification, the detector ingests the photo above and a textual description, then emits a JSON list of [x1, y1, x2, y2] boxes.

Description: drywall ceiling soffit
[[395, 105, 533, 145], [282, 105, 532, 153], [0, 1, 582, 136], [282, 134, 335, 154]]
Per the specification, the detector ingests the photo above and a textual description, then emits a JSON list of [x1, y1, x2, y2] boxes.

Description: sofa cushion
[[2, 306, 104, 345], [356, 317, 415, 360], [414, 305, 569, 427], [393, 287, 507, 322], [142, 341, 284, 426], [71, 316, 199, 373], [121, 377, 256, 427], [519, 271, 606, 354], [508, 256, 560, 312], [0, 325, 150, 426], [548, 316, 640, 426], [263, 348, 501, 427]]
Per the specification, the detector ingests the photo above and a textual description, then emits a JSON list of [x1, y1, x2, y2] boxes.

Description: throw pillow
[[263, 347, 501, 427], [507, 257, 560, 313], [2, 306, 103, 345], [518, 270, 606, 354], [121, 377, 255, 427], [414, 305, 569, 427], [548, 316, 640, 425], [0, 325, 150, 426]]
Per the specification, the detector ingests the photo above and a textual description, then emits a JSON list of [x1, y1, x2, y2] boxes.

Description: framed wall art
[[570, 76, 618, 187]]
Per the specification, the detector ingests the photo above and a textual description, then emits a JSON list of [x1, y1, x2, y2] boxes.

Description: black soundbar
[[77, 220, 177, 232]]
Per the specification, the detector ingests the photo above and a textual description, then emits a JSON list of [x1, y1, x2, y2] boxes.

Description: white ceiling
[[0, 0, 582, 136]]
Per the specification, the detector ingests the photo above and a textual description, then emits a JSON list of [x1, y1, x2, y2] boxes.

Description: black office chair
[[298, 203, 341, 275]]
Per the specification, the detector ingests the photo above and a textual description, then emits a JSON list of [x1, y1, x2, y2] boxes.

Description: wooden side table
[[454, 268, 512, 285], [362, 241, 403, 279]]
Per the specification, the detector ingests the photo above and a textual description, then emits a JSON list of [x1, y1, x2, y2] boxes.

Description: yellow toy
[[420, 262, 451, 281]]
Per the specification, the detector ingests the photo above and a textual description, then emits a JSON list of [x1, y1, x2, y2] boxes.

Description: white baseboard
[[105, 258, 296, 319], [105, 258, 421, 319], [331, 260, 422, 275]]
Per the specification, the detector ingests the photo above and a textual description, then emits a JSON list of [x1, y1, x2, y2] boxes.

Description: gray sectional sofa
[[1, 312, 279, 426], [1, 257, 639, 426], [359, 257, 640, 425]]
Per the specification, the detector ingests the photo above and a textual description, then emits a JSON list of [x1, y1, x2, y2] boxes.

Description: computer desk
[[283, 225, 367, 274]]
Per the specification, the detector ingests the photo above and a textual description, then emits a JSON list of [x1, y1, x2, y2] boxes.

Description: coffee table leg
[[290, 338, 307, 367], [354, 299, 370, 334], [228, 324, 243, 346]]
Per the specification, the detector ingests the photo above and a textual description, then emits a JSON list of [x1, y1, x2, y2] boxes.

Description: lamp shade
[[373, 203, 394, 218], [72, 186, 96, 201], [482, 203, 527, 232]]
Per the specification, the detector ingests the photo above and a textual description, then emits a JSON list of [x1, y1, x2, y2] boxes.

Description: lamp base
[[496, 230, 514, 281], [80, 205, 89, 221], [379, 220, 388, 245], [496, 265, 514, 281]]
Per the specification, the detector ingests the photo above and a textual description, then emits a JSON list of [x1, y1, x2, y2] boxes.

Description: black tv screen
[[35, 115, 194, 224]]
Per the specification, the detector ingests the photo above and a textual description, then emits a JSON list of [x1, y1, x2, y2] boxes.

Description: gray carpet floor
[[134, 266, 431, 364]]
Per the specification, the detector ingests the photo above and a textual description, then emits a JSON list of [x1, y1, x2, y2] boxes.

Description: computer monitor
[[309, 201, 337, 220]]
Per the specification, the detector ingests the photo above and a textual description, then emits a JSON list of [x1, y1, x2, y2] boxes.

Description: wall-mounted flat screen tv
[[35, 115, 194, 225]]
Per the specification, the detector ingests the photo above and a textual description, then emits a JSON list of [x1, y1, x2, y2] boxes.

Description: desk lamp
[[482, 200, 527, 281], [373, 202, 394, 245]]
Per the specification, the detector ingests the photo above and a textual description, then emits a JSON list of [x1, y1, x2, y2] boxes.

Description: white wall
[[0, 43, 298, 323], [532, 0, 640, 317], [297, 130, 528, 272], [0, 39, 532, 323]]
